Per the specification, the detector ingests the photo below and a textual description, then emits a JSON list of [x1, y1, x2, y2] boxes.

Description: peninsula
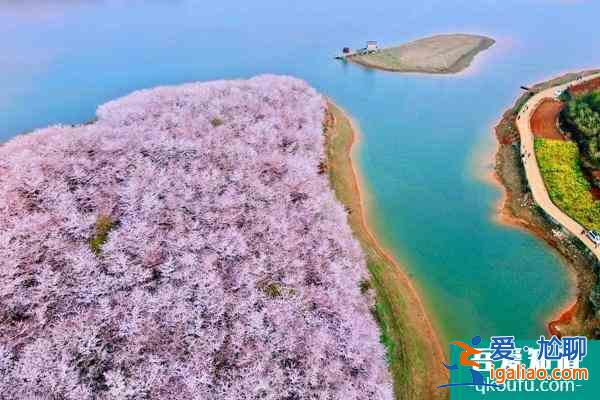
[[0, 76, 394, 399], [493, 70, 600, 338], [345, 34, 495, 74]]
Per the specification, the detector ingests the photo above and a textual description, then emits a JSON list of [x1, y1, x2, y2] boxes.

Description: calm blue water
[[3, 0, 600, 342]]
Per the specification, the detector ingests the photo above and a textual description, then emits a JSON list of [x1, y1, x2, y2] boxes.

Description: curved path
[[516, 72, 600, 258]]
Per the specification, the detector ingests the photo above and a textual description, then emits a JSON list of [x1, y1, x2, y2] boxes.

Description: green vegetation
[[513, 92, 533, 115], [371, 301, 397, 363], [210, 117, 224, 127], [563, 90, 600, 166], [590, 283, 600, 311], [89, 215, 115, 256], [558, 90, 571, 103], [257, 280, 282, 298], [535, 138, 600, 231], [325, 104, 437, 400], [359, 278, 372, 294]]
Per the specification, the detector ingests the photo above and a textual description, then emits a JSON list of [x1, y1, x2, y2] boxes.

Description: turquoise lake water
[[3, 0, 600, 342]]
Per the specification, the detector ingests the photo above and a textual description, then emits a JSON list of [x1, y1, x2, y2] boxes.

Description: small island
[[340, 34, 495, 74]]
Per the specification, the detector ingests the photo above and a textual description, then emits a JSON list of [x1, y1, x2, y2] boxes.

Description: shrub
[[359, 279, 372, 294], [89, 215, 115, 256], [563, 90, 600, 165], [210, 117, 223, 127], [257, 280, 282, 298], [590, 283, 600, 313]]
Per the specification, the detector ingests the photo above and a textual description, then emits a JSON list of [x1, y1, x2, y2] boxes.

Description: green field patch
[[535, 138, 600, 231], [89, 215, 116, 256]]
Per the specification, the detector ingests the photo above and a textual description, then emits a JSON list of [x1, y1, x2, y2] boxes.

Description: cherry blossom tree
[[0, 75, 392, 399]]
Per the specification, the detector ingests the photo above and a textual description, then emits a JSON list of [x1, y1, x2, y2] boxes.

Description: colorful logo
[[437, 335, 590, 395], [437, 335, 501, 389]]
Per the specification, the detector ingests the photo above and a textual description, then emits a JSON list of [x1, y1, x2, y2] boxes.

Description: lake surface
[[3, 0, 600, 342]]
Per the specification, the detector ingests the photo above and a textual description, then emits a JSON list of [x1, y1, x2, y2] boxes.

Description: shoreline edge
[[325, 100, 448, 400], [490, 70, 600, 337]]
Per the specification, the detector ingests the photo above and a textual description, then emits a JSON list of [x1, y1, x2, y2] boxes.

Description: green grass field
[[535, 138, 600, 231]]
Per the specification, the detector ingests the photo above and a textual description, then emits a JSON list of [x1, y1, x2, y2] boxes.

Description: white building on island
[[366, 41, 379, 53], [335, 41, 379, 59]]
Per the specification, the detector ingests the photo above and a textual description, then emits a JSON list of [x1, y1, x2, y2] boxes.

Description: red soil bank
[[548, 303, 577, 338], [531, 99, 565, 140], [568, 76, 600, 96]]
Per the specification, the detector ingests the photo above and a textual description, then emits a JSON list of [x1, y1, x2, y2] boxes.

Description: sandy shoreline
[[489, 71, 600, 337], [325, 101, 448, 399], [345, 108, 447, 358]]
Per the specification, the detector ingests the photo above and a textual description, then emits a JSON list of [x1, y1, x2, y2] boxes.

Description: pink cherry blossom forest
[[0, 76, 392, 399]]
